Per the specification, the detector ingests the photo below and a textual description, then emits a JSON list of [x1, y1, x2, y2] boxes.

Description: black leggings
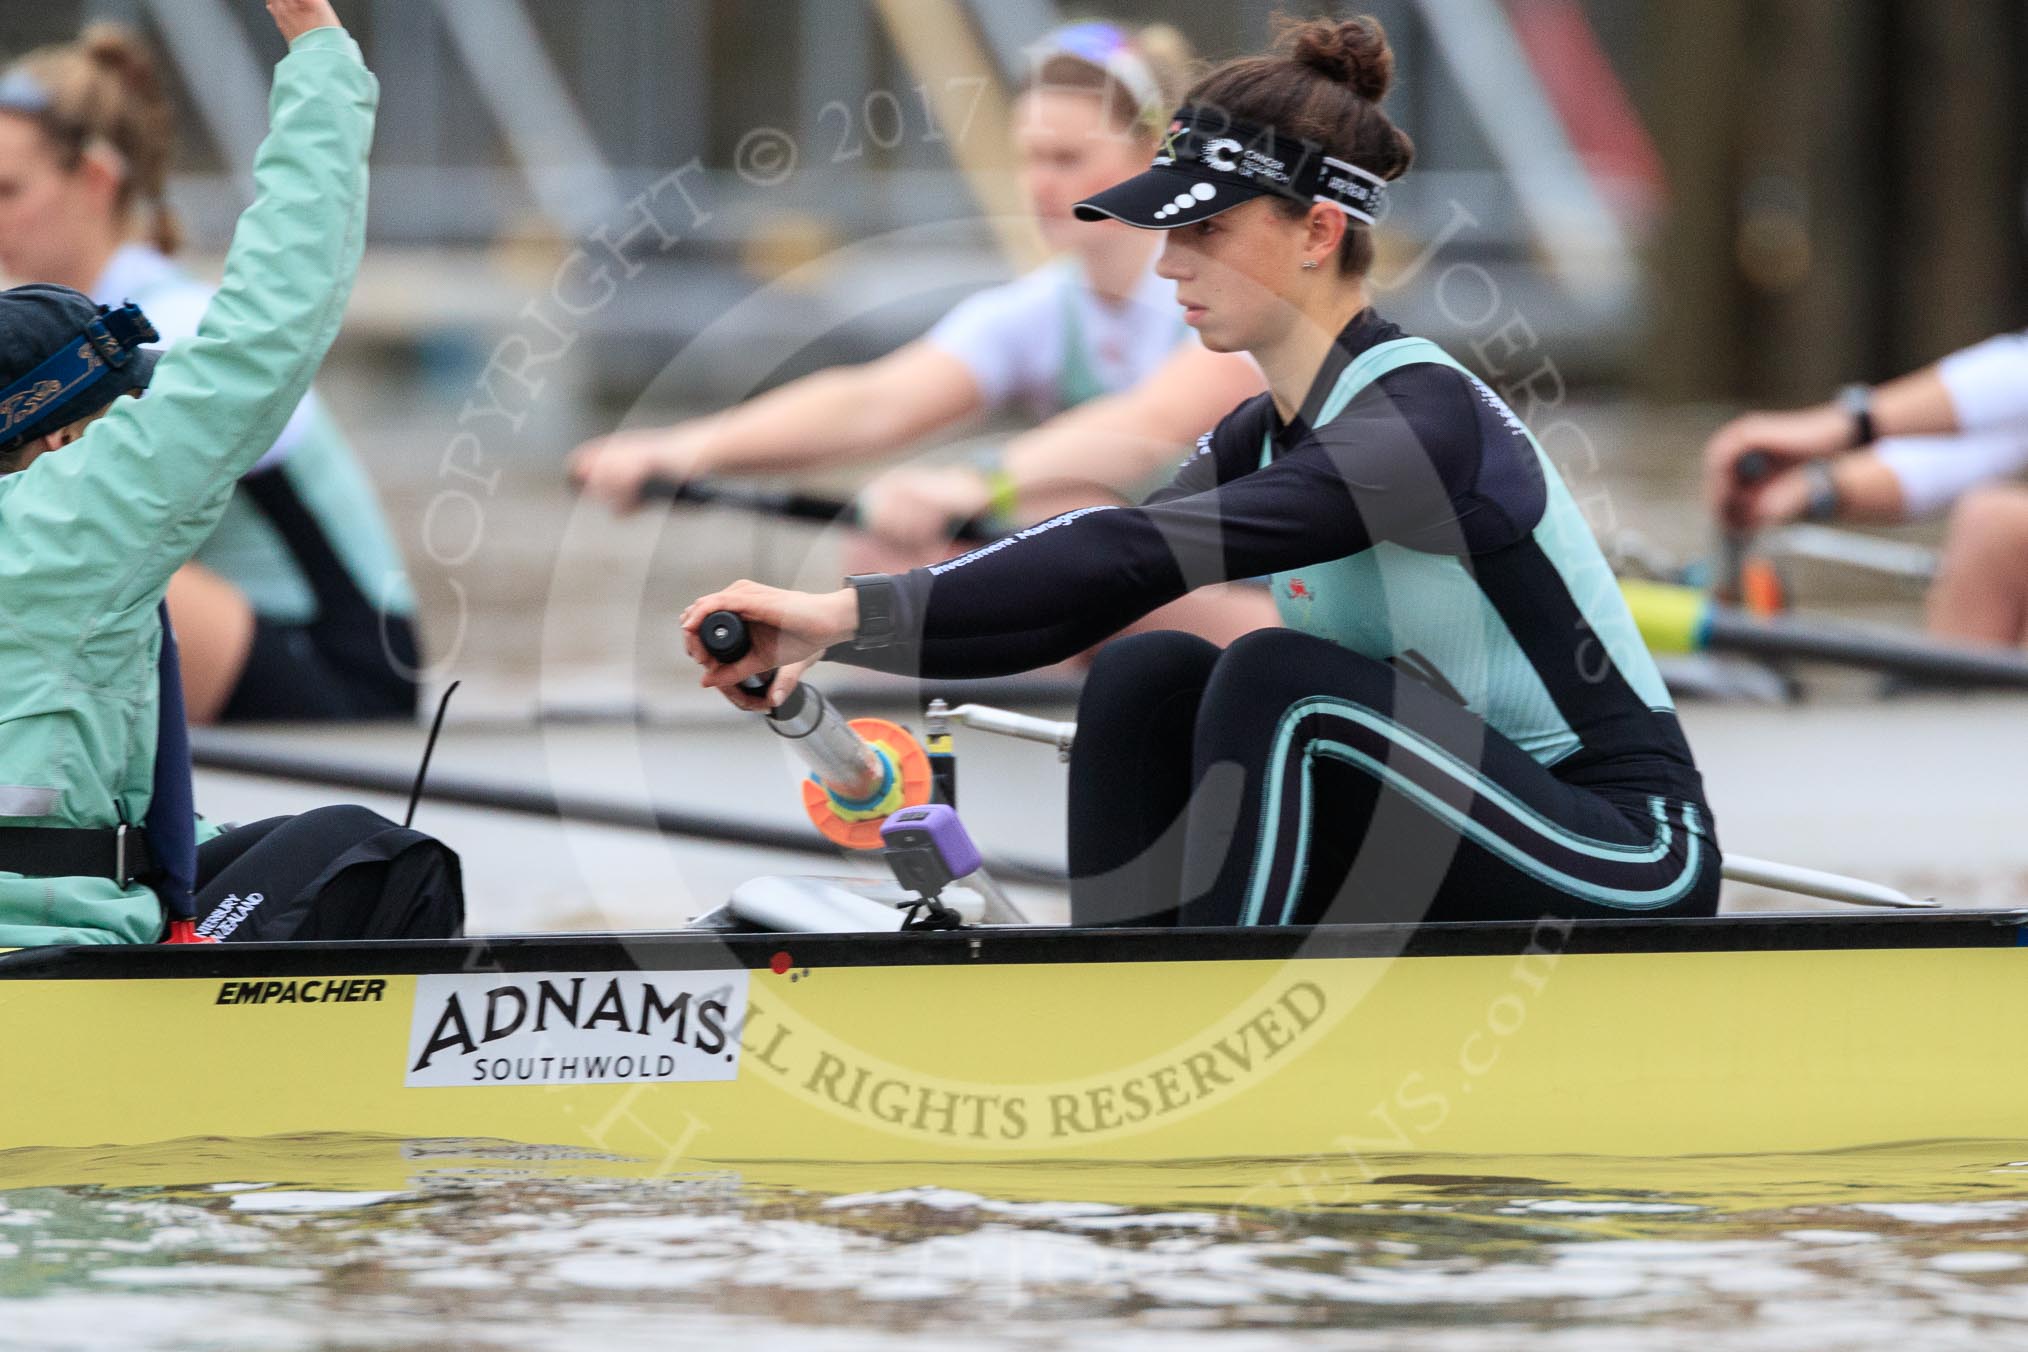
[[221, 613, 422, 723], [222, 468, 423, 723], [1067, 630, 1721, 928], [193, 805, 464, 941]]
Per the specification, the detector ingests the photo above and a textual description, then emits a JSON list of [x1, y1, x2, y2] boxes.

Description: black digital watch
[[1837, 383, 1877, 449], [845, 574, 899, 650]]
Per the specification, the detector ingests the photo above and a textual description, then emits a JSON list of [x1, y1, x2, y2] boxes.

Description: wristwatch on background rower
[[846, 573, 899, 650], [1799, 459, 1842, 522], [1837, 382, 1877, 449]]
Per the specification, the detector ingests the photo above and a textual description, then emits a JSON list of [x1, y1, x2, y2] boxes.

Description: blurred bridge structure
[[3, 1, 1654, 404], [7, 2, 2011, 412]]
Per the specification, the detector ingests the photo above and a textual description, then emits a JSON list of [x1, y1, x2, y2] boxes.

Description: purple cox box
[[879, 803, 982, 878]]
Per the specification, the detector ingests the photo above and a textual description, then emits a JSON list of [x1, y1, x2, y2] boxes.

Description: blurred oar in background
[[638, 476, 998, 543], [190, 729, 1068, 881], [1755, 524, 1938, 586], [1623, 578, 2028, 693]]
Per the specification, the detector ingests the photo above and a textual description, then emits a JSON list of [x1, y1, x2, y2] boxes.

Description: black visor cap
[[1074, 163, 1267, 230], [1075, 106, 1388, 231]]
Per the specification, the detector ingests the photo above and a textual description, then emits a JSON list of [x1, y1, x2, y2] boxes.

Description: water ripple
[[1, 1137, 2028, 1349]]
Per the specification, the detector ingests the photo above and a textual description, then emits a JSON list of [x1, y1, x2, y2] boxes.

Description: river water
[[6, 1139, 2028, 1349]]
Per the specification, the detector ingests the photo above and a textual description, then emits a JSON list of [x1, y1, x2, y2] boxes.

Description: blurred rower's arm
[[1840, 333, 2028, 442], [1915, 332, 2028, 436], [1825, 454, 1909, 522], [1870, 431, 2028, 519], [571, 340, 988, 512], [1869, 368, 1964, 441], [694, 341, 986, 471], [1000, 344, 1265, 510], [1724, 453, 1909, 531]]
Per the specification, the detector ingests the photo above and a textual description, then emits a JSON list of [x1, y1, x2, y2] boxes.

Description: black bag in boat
[[191, 805, 464, 942]]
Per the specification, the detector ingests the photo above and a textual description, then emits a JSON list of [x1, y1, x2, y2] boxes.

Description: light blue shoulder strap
[[1316, 336, 1470, 422], [1263, 336, 1474, 467]]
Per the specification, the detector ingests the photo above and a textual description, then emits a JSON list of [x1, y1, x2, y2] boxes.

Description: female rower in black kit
[[684, 16, 1721, 929]]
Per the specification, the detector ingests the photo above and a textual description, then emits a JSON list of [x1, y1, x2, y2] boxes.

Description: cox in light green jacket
[[0, 27, 377, 946]]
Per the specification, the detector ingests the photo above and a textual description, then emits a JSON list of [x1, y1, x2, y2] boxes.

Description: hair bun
[[79, 23, 164, 102], [1286, 16, 1394, 103]]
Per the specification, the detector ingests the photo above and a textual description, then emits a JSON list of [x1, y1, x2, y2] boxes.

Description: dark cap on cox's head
[[1074, 106, 1389, 231], [0, 284, 159, 454]]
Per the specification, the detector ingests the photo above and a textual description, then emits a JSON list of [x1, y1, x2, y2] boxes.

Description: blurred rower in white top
[[1704, 331, 2028, 650], [568, 21, 1276, 646]]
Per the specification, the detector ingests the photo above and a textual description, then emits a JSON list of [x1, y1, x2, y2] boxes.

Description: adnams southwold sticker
[[405, 970, 750, 1088]]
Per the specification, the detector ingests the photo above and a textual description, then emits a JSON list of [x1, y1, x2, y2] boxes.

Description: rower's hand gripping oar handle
[[698, 609, 778, 707], [697, 609, 933, 847]]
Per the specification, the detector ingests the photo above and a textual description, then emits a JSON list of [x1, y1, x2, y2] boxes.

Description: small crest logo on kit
[[404, 969, 751, 1088]]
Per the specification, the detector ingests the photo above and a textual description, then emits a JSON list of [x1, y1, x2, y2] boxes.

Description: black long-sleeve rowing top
[[834, 309, 1705, 804]]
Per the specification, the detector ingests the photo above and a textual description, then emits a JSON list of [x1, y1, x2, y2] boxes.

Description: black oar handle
[[1716, 450, 1780, 603], [642, 477, 999, 543], [699, 610, 773, 697]]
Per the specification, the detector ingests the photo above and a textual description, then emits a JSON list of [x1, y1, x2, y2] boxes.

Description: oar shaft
[[642, 477, 998, 543], [1622, 577, 2028, 690], [193, 736, 835, 858], [1706, 609, 2028, 690], [192, 735, 1072, 883], [698, 609, 887, 800], [1761, 524, 1939, 582]]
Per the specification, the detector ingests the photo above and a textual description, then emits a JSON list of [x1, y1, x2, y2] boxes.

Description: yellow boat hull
[[4, 914, 2025, 1182]]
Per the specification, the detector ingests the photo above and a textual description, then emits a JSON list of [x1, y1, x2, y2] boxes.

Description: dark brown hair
[[8, 24, 181, 255], [1021, 24, 1196, 141], [1187, 14, 1414, 274]]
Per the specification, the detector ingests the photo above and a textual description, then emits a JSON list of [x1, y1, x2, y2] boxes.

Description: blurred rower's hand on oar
[[856, 464, 995, 549], [1702, 405, 1853, 529], [1731, 465, 1817, 531], [568, 423, 714, 514], [680, 581, 857, 711], [265, 0, 344, 41]]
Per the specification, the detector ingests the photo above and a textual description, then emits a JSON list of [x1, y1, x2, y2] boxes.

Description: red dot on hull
[[770, 951, 793, 975]]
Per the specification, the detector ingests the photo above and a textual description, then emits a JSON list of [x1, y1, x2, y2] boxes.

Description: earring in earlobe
[[1301, 259, 1320, 271]]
